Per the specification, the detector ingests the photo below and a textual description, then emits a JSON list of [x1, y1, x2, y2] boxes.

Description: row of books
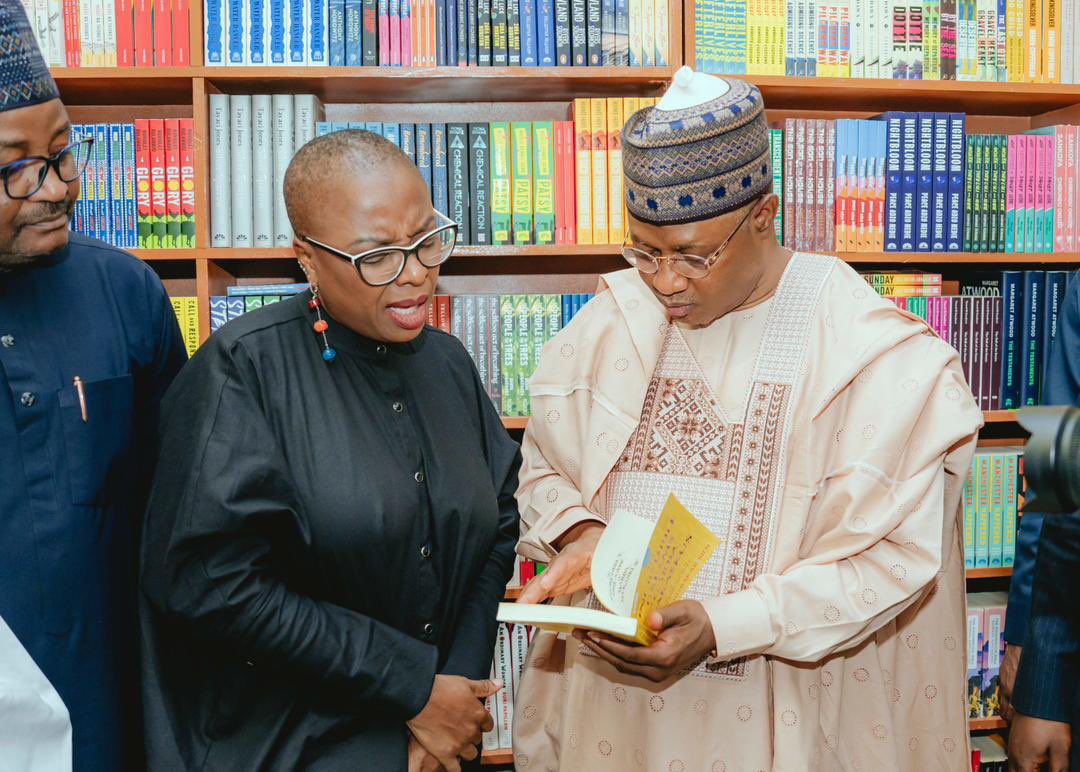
[[971, 737, 1008, 771], [208, 282, 310, 330], [20, 0, 191, 67], [485, 622, 533, 751], [510, 558, 542, 586], [169, 296, 202, 357], [695, 0, 1080, 83], [889, 270, 1074, 409], [781, 116, 1080, 255], [427, 293, 594, 416], [208, 94, 322, 248], [967, 591, 1007, 720], [203, 0, 670, 66], [70, 120, 197, 250], [962, 448, 1022, 569]]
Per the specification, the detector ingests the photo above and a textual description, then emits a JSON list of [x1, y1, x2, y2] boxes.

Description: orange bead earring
[[308, 286, 336, 363]]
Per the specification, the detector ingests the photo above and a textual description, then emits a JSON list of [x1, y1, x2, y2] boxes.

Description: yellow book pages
[[590, 97, 609, 244], [606, 98, 625, 245], [573, 99, 593, 245]]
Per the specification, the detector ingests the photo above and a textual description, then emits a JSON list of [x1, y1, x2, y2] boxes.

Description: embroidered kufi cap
[[0, 3, 59, 114], [623, 66, 771, 226]]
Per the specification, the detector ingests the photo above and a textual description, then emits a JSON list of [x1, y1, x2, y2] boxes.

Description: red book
[[554, 118, 566, 245], [560, 121, 576, 244], [783, 118, 795, 249], [164, 119, 182, 248], [179, 119, 196, 248], [436, 296, 452, 333], [154, 0, 173, 66], [379, 1, 390, 65], [63, 0, 81, 66], [390, 0, 401, 66], [401, 0, 412, 66], [134, 119, 152, 248], [427, 301, 436, 327], [149, 119, 167, 248], [115, 0, 135, 66], [134, 0, 154, 66], [172, 0, 191, 66], [970, 749, 980, 772]]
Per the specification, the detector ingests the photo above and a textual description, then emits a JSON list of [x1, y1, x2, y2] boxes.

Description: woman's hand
[[406, 675, 500, 772], [516, 522, 604, 605], [408, 734, 445, 772]]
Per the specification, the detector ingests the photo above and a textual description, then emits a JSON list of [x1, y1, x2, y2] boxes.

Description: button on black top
[[420, 545, 432, 559], [375, 344, 388, 355], [413, 470, 424, 484], [0, 335, 13, 348], [19, 392, 36, 407], [423, 623, 435, 636], [392, 401, 404, 413]]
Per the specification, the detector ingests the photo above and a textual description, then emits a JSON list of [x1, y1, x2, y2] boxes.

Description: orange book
[[573, 98, 593, 245]]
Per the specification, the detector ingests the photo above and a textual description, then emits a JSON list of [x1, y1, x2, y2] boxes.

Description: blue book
[[436, 0, 447, 64], [226, 297, 246, 320], [228, 0, 245, 63], [416, 124, 433, 199], [365, 121, 382, 134], [346, 122, 362, 129], [537, 0, 556, 64], [468, 0, 479, 64], [269, 0, 286, 62], [946, 113, 966, 252], [227, 282, 310, 296], [1020, 270, 1045, 406], [109, 125, 125, 248], [287, 0, 305, 62], [310, 0, 328, 62], [521, 0, 538, 65], [457, 0, 469, 64], [400, 124, 416, 164], [478, 0, 492, 64], [71, 123, 83, 236], [316, 122, 332, 135], [345, 0, 363, 64], [210, 297, 229, 332], [94, 124, 110, 243], [250, 0, 268, 62], [899, 113, 918, 252], [996, 0, 1007, 81], [447, 0, 458, 63], [330, 122, 348, 131], [883, 113, 903, 252], [916, 113, 934, 252], [930, 113, 949, 251], [121, 123, 137, 248], [432, 124, 449, 216], [562, 294, 572, 326], [329, 0, 347, 64], [600, 0, 613, 64], [383, 123, 401, 148], [612, 0, 627, 65], [206, 0, 226, 63], [1041, 271, 1068, 402]]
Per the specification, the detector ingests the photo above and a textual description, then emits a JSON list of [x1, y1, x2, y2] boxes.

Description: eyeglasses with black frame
[[621, 195, 763, 279], [303, 210, 459, 287], [0, 136, 94, 201]]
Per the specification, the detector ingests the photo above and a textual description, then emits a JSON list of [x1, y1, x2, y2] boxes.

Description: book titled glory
[[497, 494, 720, 645]]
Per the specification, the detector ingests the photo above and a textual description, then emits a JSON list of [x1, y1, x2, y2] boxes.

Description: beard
[[0, 199, 75, 272]]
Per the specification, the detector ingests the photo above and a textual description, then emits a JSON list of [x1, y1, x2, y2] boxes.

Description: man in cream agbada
[[513, 68, 983, 771]]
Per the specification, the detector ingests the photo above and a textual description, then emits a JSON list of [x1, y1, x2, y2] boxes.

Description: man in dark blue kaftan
[[0, 5, 187, 770]]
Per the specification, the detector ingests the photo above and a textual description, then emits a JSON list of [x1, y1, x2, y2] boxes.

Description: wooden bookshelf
[[970, 717, 1008, 732], [481, 750, 514, 765], [967, 567, 1014, 579]]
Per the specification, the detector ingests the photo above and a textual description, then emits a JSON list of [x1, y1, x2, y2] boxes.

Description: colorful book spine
[[164, 119, 182, 249], [964, 447, 977, 568], [916, 113, 934, 250], [470, 124, 491, 246], [534, 122, 556, 245], [883, 113, 903, 251], [491, 122, 513, 245], [500, 296, 517, 416], [589, 97, 608, 244], [448, 124, 471, 245], [511, 122, 534, 245], [1020, 269, 1044, 405], [975, 453, 991, 567], [432, 123, 449, 219], [606, 99, 625, 245], [574, 98, 593, 245]]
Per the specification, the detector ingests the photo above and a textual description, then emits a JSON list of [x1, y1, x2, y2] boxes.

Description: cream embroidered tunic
[[512, 254, 984, 772]]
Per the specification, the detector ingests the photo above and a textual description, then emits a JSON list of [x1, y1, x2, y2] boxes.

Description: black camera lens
[[1017, 406, 1080, 514]]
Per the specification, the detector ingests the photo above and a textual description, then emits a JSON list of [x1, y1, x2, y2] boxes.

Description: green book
[[975, 454, 991, 568], [988, 452, 1004, 567], [262, 295, 281, 305], [545, 294, 561, 347], [511, 122, 534, 245], [1002, 451, 1018, 567], [997, 135, 1009, 253], [963, 136, 975, 252], [514, 295, 531, 416], [500, 296, 517, 417], [244, 296, 265, 313], [491, 123, 513, 245], [528, 295, 546, 412], [771, 129, 783, 244], [963, 456, 976, 569], [533, 122, 556, 245], [976, 135, 989, 253], [987, 136, 1001, 254]]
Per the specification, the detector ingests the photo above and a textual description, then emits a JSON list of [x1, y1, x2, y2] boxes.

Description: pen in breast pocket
[[73, 376, 87, 423]]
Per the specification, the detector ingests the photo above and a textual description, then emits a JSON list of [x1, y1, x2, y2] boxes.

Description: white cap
[[655, 66, 732, 112]]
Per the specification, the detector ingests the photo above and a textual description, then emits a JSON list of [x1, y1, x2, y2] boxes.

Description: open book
[[497, 494, 721, 645]]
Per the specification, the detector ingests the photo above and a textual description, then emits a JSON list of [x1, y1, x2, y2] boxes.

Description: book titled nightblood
[[498, 494, 720, 644]]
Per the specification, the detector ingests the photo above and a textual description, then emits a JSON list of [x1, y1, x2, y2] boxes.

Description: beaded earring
[[308, 286, 337, 363]]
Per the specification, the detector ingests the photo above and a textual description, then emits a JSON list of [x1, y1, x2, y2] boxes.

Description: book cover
[[500, 295, 517, 416], [559, 120, 576, 244], [1042, 270, 1068, 401], [480, 0, 494, 63], [916, 113, 934, 251], [329, 0, 345, 63], [178, 119, 196, 248], [1000, 270, 1023, 408], [153, 0, 173, 65], [271, 95, 294, 247], [250, 0, 269, 63], [309, 0, 328, 63], [470, 124, 491, 245], [506, 0, 519, 62], [163, 120, 182, 249], [1003, 451, 1018, 566], [492, 0, 508, 63], [613, 0, 627, 63], [930, 113, 949, 250], [416, 123, 433, 200], [208, 96, 232, 246], [251, 96, 274, 248], [574, 99, 593, 245], [601, 0, 614, 63], [590, 98, 608, 245], [491, 123, 513, 245], [571, 0, 586, 63], [521, 0, 538, 63], [269, 0, 286, 62], [514, 294, 531, 416], [432, 123, 449, 219], [448, 124, 471, 245], [554, 0, 570, 62], [883, 113, 903, 251], [605, 99, 624, 245], [344, 0, 361, 63], [534, 121, 556, 244], [511, 122, 534, 245], [229, 96, 253, 247], [963, 449, 977, 568], [1020, 269, 1044, 405], [285, 0, 304, 62], [975, 453, 991, 567]]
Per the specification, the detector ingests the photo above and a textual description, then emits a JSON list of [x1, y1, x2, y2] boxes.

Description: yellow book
[[1007, 0, 1023, 81], [1044, 0, 1059, 82], [573, 99, 593, 245], [590, 97, 609, 245], [490, 122, 513, 245], [511, 122, 534, 245], [606, 98, 625, 245], [181, 297, 200, 357], [1026, 0, 1040, 81], [622, 97, 639, 233], [169, 299, 184, 340], [497, 494, 721, 644]]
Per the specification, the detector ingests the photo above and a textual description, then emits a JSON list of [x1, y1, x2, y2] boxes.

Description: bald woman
[[140, 130, 519, 772]]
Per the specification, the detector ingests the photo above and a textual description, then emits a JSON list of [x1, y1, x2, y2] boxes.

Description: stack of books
[[203, 0, 670, 66], [20, 0, 190, 67], [70, 120, 197, 250], [695, 0, 1080, 83], [209, 283, 311, 331], [484, 622, 534, 752], [963, 448, 1023, 568], [967, 592, 1008, 720], [170, 296, 201, 357]]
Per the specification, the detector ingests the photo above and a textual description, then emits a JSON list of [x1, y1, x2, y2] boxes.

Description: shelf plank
[[52, 68, 198, 105], [504, 587, 523, 600], [132, 249, 207, 261], [969, 717, 1008, 732], [967, 567, 1013, 579], [481, 750, 514, 766]]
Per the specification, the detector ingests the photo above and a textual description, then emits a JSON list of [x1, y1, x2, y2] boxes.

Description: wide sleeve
[[141, 338, 438, 719], [441, 367, 522, 679], [1012, 513, 1080, 722], [700, 334, 981, 663], [1005, 279, 1080, 644]]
